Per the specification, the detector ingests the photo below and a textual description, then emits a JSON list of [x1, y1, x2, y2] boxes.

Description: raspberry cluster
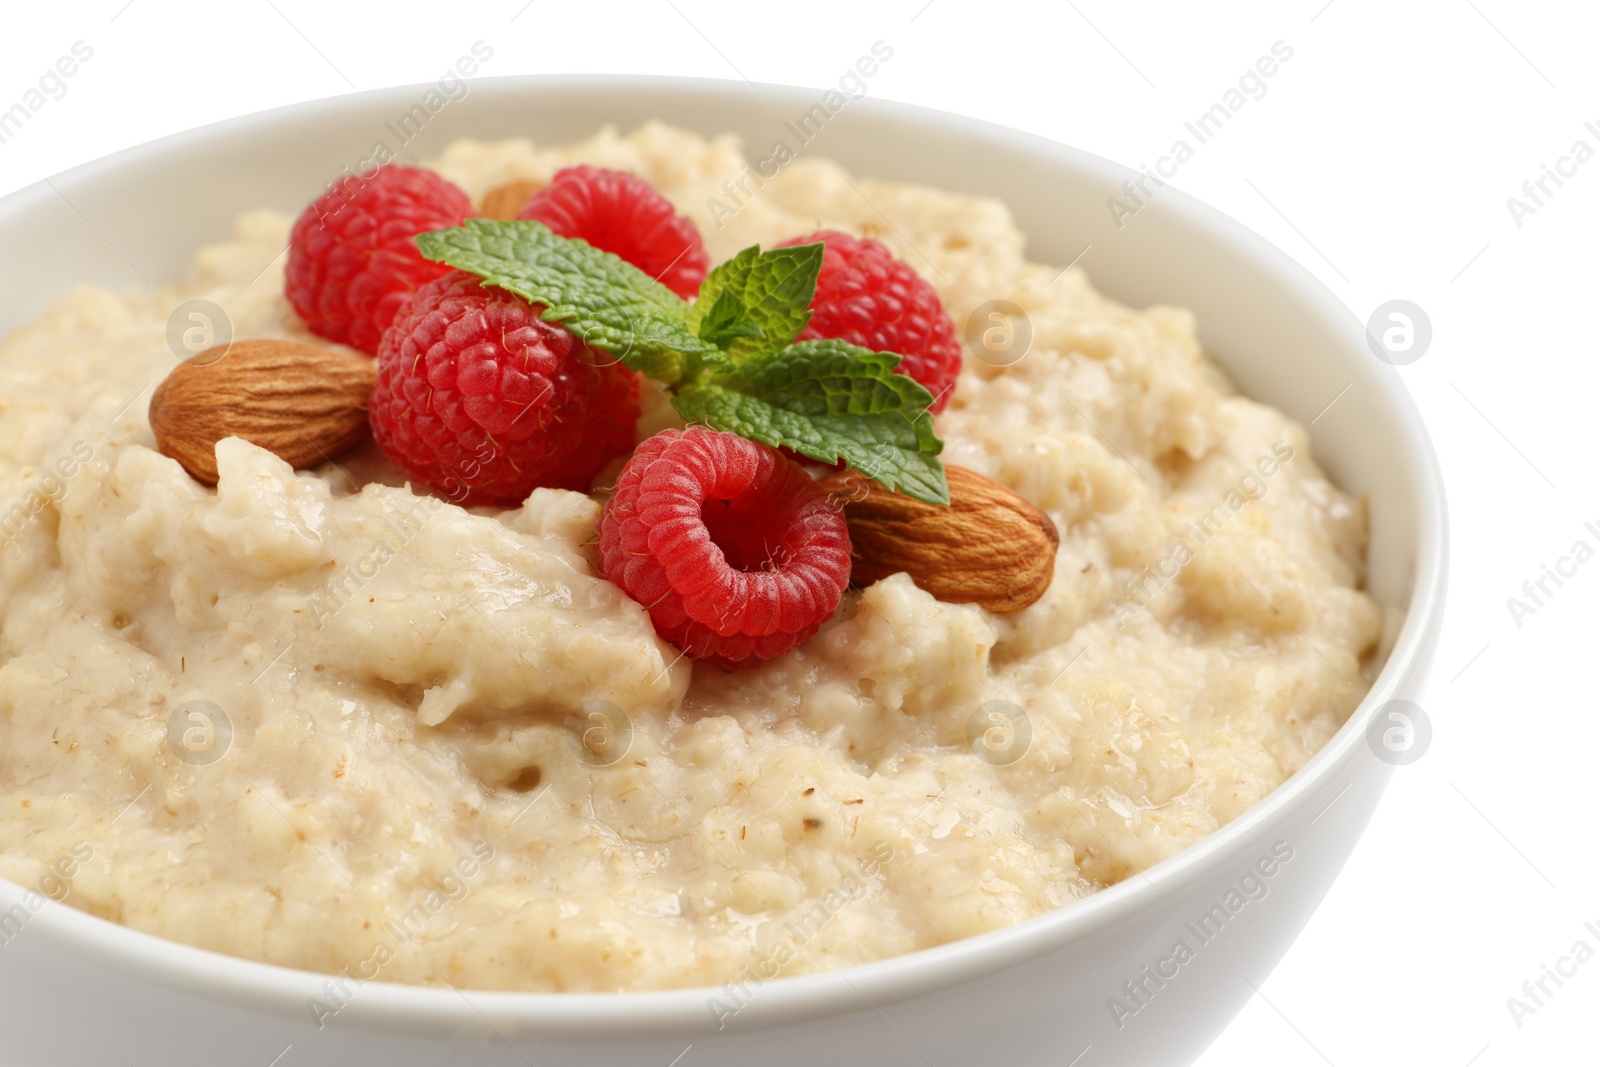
[[285, 165, 473, 355], [283, 159, 965, 669], [368, 270, 640, 507], [596, 428, 852, 669]]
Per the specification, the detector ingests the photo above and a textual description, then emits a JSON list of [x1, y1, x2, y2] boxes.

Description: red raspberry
[[778, 230, 962, 412], [286, 165, 474, 355], [597, 428, 851, 670], [518, 165, 709, 299], [369, 270, 640, 507]]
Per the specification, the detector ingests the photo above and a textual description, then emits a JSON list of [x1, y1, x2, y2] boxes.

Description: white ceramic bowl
[[0, 76, 1446, 1066]]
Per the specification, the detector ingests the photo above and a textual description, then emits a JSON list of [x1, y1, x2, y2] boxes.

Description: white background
[[1, 2, 1594, 1064]]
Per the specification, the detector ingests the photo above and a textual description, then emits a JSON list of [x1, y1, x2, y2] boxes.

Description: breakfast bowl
[[0, 75, 1445, 1066]]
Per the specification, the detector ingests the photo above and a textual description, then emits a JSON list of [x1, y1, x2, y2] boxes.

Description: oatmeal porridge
[[0, 122, 1381, 994]]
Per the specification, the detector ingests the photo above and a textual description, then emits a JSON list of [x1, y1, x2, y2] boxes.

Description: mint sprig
[[415, 220, 950, 505]]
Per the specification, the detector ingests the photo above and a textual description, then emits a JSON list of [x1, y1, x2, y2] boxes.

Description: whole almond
[[478, 178, 546, 220], [149, 338, 377, 485], [821, 465, 1059, 613]]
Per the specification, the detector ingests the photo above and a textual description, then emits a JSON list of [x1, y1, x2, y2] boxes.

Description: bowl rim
[[0, 72, 1449, 1035]]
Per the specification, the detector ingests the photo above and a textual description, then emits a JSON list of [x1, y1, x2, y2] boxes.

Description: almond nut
[[478, 178, 546, 220], [820, 465, 1059, 613], [149, 338, 377, 485]]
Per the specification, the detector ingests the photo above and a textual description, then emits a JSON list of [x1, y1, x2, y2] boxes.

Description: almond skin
[[820, 465, 1059, 613], [149, 338, 377, 485], [478, 178, 546, 221]]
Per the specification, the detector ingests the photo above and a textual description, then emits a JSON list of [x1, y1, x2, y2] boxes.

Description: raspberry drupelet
[[369, 270, 640, 507], [597, 428, 853, 670], [285, 164, 475, 354]]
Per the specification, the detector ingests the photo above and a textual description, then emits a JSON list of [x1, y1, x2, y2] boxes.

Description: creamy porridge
[[0, 122, 1381, 995]]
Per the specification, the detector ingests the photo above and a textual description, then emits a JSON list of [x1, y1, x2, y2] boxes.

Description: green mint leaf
[[415, 219, 725, 384], [696, 286, 767, 349], [685, 242, 823, 363], [672, 338, 949, 505]]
